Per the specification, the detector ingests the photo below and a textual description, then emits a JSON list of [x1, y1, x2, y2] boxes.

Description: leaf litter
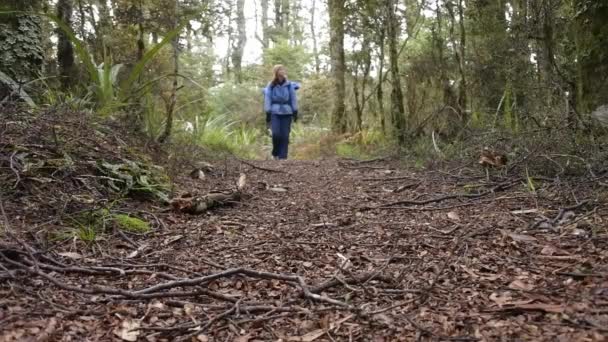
[[1, 113, 608, 341]]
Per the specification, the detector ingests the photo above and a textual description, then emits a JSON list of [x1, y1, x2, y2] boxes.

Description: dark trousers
[[271, 114, 293, 159]]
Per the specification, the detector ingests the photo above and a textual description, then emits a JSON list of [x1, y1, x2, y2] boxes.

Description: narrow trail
[[1, 158, 606, 341]]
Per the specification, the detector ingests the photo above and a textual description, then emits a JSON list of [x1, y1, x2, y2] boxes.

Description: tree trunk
[[224, 0, 234, 78], [57, 0, 76, 90], [137, 0, 145, 61], [0, 0, 43, 83], [158, 0, 180, 144], [76, 0, 87, 40], [540, 0, 555, 108], [231, 0, 247, 84], [97, 0, 112, 59], [261, 0, 269, 47], [328, 0, 347, 133], [310, 0, 321, 74], [456, 0, 467, 120], [445, 0, 467, 122], [377, 25, 386, 134], [387, 0, 407, 144]]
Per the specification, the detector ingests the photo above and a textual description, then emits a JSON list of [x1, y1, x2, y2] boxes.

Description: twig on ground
[[237, 158, 288, 174], [177, 299, 243, 341]]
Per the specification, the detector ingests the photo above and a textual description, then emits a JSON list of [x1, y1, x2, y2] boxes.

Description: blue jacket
[[264, 80, 299, 115]]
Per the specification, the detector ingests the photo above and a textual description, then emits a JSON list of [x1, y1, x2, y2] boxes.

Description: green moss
[[113, 214, 150, 233]]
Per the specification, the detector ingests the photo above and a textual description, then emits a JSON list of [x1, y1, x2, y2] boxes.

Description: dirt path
[[1, 158, 607, 341]]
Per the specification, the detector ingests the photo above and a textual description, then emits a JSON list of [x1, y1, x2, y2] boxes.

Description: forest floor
[[1, 111, 608, 341]]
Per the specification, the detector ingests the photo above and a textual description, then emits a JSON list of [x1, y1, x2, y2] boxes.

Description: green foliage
[[64, 208, 150, 242], [208, 83, 263, 125], [0, 12, 43, 81], [76, 226, 97, 242], [96, 160, 170, 203], [113, 214, 150, 233], [20, 11, 185, 112], [191, 115, 261, 159], [262, 40, 310, 81], [525, 167, 536, 193]]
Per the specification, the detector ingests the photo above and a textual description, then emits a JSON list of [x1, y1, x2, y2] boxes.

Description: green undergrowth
[[58, 208, 150, 243], [96, 159, 171, 203]]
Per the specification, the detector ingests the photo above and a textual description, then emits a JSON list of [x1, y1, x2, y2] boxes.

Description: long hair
[[270, 64, 286, 87]]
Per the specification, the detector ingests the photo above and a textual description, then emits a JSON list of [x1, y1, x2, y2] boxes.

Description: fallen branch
[[238, 158, 288, 174], [170, 174, 247, 214], [177, 299, 243, 341], [363, 179, 519, 210]]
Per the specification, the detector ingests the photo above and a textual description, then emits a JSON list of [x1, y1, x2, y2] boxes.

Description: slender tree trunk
[[159, 0, 180, 143], [387, 0, 407, 144], [274, 0, 282, 30], [310, 0, 321, 74], [281, 0, 290, 35], [232, 0, 247, 84], [261, 0, 269, 47], [353, 34, 372, 132], [76, 0, 87, 40], [57, 0, 76, 90], [446, 0, 467, 121], [224, 0, 234, 78], [377, 26, 386, 134], [456, 0, 467, 120], [137, 0, 145, 61], [97, 0, 111, 58], [328, 0, 347, 133]]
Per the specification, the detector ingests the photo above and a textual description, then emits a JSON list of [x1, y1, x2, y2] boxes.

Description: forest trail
[[1, 157, 607, 341]]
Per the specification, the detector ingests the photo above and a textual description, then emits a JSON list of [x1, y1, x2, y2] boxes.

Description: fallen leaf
[[508, 280, 535, 291], [510, 209, 538, 214], [287, 329, 326, 342], [235, 333, 253, 342], [447, 211, 460, 221], [461, 266, 501, 281], [373, 313, 393, 325], [500, 230, 537, 242], [504, 303, 565, 313], [57, 252, 83, 259], [489, 292, 513, 306], [540, 245, 557, 255], [163, 235, 183, 246], [113, 319, 140, 342], [196, 334, 209, 342]]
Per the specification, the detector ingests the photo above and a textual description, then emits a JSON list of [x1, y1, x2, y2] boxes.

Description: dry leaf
[[57, 252, 83, 259], [163, 235, 183, 246], [508, 280, 534, 291], [235, 333, 253, 342], [540, 245, 557, 255], [373, 313, 394, 325], [500, 230, 537, 242], [287, 329, 326, 342], [447, 211, 460, 221], [113, 319, 140, 342], [461, 266, 501, 281], [489, 292, 513, 306], [505, 303, 565, 313], [196, 334, 209, 342], [237, 173, 247, 190]]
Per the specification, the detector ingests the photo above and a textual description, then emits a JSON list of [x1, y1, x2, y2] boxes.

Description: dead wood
[[170, 173, 247, 214]]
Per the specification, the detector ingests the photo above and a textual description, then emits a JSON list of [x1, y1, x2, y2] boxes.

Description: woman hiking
[[264, 65, 299, 160]]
